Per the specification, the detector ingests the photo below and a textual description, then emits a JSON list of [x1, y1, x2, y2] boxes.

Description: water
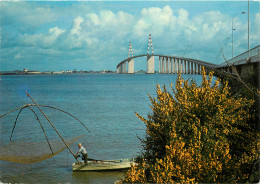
[[0, 73, 203, 183]]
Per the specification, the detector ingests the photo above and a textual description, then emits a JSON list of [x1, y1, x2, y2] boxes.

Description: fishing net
[[0, 135, 83, 163], [0, 92, 90, 164]]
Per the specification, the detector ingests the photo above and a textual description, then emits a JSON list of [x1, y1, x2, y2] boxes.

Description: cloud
[[177, 8, 189, 25], [86, 13, 101, 26], [132, 6, 230, 45], [84, 10, 134, 39], [0, 2, 57, 32], [133, 6, 175, 37], [1, 2, 258, 71], [188, 11, 229, 42], [19, 26, 66, 48], [250, 13, 260, 44], [131, 6, 232, 60], [49, 27, 65, 37], [71, 16, 84, 35]]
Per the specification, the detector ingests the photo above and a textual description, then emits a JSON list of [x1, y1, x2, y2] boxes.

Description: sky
[[0, 1, 259, 72]]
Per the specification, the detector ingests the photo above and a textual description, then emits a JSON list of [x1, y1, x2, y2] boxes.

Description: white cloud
[[71, 16, 84, 35], [142, 6, 173, 25], [134, 6, 176, 37], [177, 8, 189, 25], [250, 13, 260, 44], [20, 26, 66, 48], [86, 13, 101, 26], [49, 27, 65, 37]]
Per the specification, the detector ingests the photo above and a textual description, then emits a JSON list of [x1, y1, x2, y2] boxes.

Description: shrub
[[123, 68, 259, 183]]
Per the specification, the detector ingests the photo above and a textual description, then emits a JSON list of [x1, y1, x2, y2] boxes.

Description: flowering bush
[[123, 68, 259, 183]]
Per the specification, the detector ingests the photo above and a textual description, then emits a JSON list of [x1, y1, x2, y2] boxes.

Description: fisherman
[[75, 143, 88, 164]]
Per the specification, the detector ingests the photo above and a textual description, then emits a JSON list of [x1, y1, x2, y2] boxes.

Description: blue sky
[[0, 1, 259, 72]]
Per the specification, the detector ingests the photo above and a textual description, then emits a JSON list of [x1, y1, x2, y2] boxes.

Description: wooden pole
[[27, 106, 54, 155], [4, 104, 90, 134], [25, 91, 78, 161], [10, 105, 54, 155]]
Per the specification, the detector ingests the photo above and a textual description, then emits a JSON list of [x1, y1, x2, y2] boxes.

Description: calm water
[[0, 74, 203, 183]]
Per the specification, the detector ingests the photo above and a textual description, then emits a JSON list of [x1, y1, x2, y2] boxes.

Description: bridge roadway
[[215, 45, 259, 81], [116, 54, 217, 74]]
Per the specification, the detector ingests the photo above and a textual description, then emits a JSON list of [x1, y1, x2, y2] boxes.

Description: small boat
[[72, 159, 134, 171]]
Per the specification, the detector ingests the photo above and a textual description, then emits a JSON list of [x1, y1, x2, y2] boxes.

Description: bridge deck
[[117, 54, 217, 69]]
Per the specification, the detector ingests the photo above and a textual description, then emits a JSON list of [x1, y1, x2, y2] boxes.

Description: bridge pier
[[174, 58, 177, 74], [172, 58, 175, 74], [167, 57, 170, 74], [198, 64, 201, 74], [182, 60, 184, 74], [187, 61, 190, 74], [119, 65, 122, 73], [191, 62, 194, 74], [184, 60, 187, 74], [159, 57, 161, 73], [124, 62, 127, 73], [182, 59, 185, 74], [162, 57, 165, 73], [182, 59, 184, 74], [162, 57, 165, 74], [147, 55, 154, 74], [179, 59, 182, 74], [177, 59, 179, 74], [169, 58, 172, 73], [120, 65, 123, 73], [128, 59, 134, 74]]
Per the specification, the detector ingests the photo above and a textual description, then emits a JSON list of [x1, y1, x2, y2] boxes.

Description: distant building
[[65, 70, 72, 74], [53, 71, 64, 74], [28, 71, 41, 74]]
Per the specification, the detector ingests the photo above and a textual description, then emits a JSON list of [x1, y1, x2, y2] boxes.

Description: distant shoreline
[[0, 70, 116, 75], [0, 70, 152, 75]]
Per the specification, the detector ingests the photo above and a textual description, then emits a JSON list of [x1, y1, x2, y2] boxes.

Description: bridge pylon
[[147, 33, 154, 73], [128, 42, 133, 59], [147, 33, 154, 56], [128, 42, 134, 74]]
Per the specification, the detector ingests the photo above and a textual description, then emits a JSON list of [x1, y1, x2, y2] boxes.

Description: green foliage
[[123, 68, 259, 183]]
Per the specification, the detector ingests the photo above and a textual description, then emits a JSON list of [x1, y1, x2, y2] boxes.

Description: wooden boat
[[72, 159, 134, 171]]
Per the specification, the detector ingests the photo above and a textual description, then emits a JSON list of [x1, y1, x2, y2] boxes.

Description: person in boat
[[75, 143, 88, 163]]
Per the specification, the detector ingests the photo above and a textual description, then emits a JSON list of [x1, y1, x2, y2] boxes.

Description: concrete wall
[[147, 55, 154, 74], [128, 59, 134, 74]]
